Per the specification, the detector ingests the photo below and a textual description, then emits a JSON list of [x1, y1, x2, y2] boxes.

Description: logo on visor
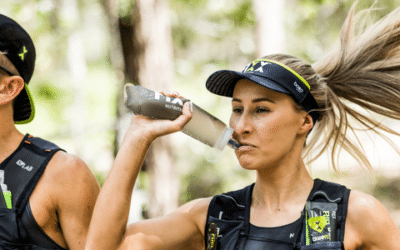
[[293, 81, 303, 93], [242, 60, 271, 73], [18, 46, 28, 61]]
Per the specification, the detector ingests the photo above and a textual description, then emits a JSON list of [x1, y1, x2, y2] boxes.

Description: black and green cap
[[206, 59, 320, 124], [0, 14, 35, 124]]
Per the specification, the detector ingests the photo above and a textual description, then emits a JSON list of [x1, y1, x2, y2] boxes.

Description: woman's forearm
[[85, 131, 152, 250], [86, 102, 191, 250]]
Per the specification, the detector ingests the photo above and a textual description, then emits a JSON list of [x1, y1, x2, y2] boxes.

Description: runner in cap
[[0, 14, 100, 249], [86, 2, 400, 250]]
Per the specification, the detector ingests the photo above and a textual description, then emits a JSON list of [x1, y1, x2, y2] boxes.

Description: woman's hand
[[124, 90, 192, 144]]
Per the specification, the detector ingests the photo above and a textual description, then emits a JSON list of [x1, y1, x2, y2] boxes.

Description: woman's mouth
[[236, 142, 256, 152]]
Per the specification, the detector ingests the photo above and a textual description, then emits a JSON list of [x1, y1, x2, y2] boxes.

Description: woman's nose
[[232, 115, 252, 137]]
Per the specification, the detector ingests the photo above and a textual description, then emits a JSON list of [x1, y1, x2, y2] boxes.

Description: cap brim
[[206, 70, 290, 97], [14, 83, 35, 124]]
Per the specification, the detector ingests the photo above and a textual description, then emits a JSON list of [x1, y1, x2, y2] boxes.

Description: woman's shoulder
[[177, 197, 213, 215], [347, 190, 392, 225], [344, 190, 400, 249]]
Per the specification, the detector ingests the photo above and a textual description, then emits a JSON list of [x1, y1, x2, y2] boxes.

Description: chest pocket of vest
[[300, 241, 343, 250], [0, 208, 19, 242], [208, 216, 245, 250]]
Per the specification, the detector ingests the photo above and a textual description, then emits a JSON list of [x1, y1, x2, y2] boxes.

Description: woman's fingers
[[127, 100, 192, 141], [159, 90, 182, 98], [151, 101, 192, 137]]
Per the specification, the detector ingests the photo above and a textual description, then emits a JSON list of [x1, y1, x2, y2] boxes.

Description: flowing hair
[[263, 1, 400, 172]]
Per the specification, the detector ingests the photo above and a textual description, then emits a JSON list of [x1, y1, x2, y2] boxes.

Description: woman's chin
[[237, 156, 258, 170]]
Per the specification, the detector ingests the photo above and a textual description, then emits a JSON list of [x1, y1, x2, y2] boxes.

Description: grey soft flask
[[124, 84, 241, 150]]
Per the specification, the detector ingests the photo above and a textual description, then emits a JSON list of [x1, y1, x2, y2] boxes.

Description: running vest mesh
[[0, 134, 66, 249], [205, 179, 350, 250]]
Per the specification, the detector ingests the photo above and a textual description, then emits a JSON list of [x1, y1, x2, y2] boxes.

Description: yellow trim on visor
[[251, 59, 311, 90]]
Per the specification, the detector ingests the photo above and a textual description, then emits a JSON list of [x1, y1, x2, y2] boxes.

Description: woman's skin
[[85, 79, 400, 250]]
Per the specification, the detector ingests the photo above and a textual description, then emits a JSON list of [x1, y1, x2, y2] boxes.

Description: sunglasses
[[0, 65, 14, 76]]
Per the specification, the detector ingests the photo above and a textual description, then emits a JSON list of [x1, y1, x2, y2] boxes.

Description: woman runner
[[86, 2, 400, 250]]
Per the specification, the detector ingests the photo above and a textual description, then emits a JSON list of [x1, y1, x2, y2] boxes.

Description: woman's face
[[229, 79, 309, 170]]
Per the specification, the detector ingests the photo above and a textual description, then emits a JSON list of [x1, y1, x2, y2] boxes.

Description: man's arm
[[50, 151, 100, 249]]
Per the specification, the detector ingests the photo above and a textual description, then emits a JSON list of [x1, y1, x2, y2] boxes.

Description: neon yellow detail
[[19, 46, 28, 61], [3, 191, 12, 209], [210, 234, 216, 248], [14, 83, 35, 125], [250, 59, 311, 90], [305, 207, 310, 245], [308, 216, 327, 233]]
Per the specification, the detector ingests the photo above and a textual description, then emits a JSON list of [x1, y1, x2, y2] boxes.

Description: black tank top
[[243, 217, 302, 250], [0, 134, 66, 249], [20, 202, 66, 249]]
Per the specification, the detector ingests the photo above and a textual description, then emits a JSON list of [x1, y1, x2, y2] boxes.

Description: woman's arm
[[86, 101, 207, 250], [120, 197, 211, 250], [344, 190, 400, 250]]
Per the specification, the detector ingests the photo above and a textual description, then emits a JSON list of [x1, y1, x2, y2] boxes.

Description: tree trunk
[[102, 0, 179, 219], [253, 0, 286, 56], [132, 0, 179, 218], [64, 0, 88, 156]]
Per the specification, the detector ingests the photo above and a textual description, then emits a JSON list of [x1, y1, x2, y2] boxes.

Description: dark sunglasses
[[0, 65, 14, 76]]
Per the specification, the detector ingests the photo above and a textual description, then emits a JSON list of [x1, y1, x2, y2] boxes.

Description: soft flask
[[124, 84, 240, 150]]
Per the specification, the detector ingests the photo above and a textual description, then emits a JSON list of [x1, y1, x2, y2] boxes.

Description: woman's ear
[[0, 76, 25, 105], [298, 113, 314, 135]]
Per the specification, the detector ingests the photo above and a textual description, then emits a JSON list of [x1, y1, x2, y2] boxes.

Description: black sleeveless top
[[243, 217, 303, 250], [205, 179, 350, 250], [21, 202, 66, 249], [0, 134, 66, 249]]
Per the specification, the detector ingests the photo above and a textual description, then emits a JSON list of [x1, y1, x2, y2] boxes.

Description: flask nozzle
[[227, 139, 242, 150]]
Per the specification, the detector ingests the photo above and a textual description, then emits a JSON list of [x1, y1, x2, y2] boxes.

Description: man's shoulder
[[47, 150, 97, 187], [25, 135, 61, 151]]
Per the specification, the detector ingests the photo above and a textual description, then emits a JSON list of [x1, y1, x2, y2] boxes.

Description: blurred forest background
[[1, 0, 399, 227]]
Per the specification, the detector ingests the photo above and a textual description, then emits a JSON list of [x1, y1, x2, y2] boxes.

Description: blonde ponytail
[[264, 2, 400, 171]]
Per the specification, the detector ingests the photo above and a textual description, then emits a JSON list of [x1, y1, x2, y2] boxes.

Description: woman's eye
[[256, 107, 270, 113], [232, 107, 243, 114]]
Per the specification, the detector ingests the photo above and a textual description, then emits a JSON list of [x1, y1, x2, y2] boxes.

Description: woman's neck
[[252, 160, 313, 213]]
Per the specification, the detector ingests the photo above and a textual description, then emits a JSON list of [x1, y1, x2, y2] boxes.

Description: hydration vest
[[205, 179, 350, 250], [0, 134, 65, 249]]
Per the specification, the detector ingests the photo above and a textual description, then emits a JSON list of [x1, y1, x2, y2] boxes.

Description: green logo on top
[[19, 46, 28, 61], [243, 59, 272, 73], [308, 216, 327, 233]]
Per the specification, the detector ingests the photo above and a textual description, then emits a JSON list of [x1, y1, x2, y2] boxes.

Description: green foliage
[[298, 0, 327, 5], [94, 171, 107, 187], [172, 25, 197, 49], [36, 82, 60, 101], [118, 0, 135, 19], [170, 0, 208, 8], [373, 176, 400, 210], [180, 157, 224, 204], [227, 1, 255, 27]]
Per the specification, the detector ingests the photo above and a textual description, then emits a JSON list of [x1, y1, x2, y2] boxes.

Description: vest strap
[[205, 179, 350, 250], [1, 147, 47, 209]]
